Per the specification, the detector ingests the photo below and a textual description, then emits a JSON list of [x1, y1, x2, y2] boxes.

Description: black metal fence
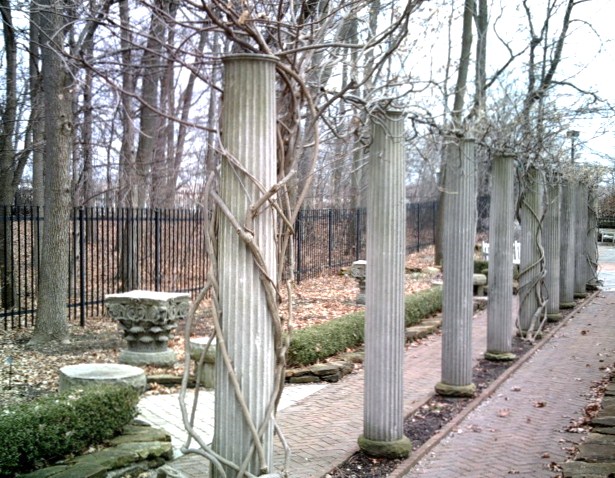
[[1, 207, 208, 329], [1, 201, 437, 328], [295, 201, 438, 281]]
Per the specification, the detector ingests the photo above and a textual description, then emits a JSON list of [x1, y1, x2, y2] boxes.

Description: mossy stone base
[[484, 351, 516, 362], [357, 434, 412, 459], [560, 301, 575, 309], [435, 381, 476, 397], [547, 312, 562, 322], [574, 292, 588, 299]]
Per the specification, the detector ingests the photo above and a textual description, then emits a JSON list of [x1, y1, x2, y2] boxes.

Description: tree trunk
[[30, 0, 72, 344], [0, 0, 18, 309]]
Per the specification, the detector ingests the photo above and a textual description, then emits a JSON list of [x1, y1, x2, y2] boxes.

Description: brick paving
[[402, 291, 615, 478], [151, 301, 494, 477], [146, 263, 615, 478]]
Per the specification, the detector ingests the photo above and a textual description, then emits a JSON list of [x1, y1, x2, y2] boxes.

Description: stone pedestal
[[189, 337, 217, 389], [105, 290, 190, 367], [59, 363, 146, 394], [351, 260, 367, 304]]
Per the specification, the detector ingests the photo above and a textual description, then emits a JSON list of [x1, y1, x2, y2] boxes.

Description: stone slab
[[73, 441, 173, 470], [105, 290, 190, 303], [577, 442, 615, 462], [592, 416, 615, 427], [22, 464, 107, 478], [561, 461, 615, 478]]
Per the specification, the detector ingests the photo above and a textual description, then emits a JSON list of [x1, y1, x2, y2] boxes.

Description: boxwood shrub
[[0, 384, 139, 477], [287, 285, 443, 367]]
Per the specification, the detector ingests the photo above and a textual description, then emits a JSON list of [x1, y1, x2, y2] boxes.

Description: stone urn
[[105, 290, 190, 367]]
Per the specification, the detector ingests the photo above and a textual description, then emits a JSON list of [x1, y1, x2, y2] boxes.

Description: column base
[[119, 348, 176, 367], [547, 312, 562, 322], [435, 381, 476, 397], [484, 351, 516, 362], [358, 434, 412, 459], [559, 301, 575, 309], [574, 292, 588, 299], [517, 329, 543, 339]]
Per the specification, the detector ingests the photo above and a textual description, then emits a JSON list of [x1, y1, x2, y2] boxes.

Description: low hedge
[[0, 384, 139, 477], [287, 286, 443, 367]]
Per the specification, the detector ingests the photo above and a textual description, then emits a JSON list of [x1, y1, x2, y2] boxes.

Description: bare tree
[[30, 0, 74, 344]]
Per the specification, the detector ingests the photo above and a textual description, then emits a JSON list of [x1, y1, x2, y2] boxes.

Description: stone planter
[[105, 290, 190, 367]]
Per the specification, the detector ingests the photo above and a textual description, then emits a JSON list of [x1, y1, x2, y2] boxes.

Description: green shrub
[[287, 286, 443, 367], [474, 259, 489, 274], [287, 312, 365, 367], [0, 384, 139, 477], [404, 286, 442, 327]]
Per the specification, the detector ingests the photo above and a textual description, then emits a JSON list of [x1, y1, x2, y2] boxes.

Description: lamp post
[[567, 130, 579, 163]]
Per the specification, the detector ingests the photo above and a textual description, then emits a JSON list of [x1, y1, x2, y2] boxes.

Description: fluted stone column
[[574, 182, 589, 298], [213, 54, 277, 478], [519, 167, 544, 334], [358, 109, 411, 459], [543, 181, 562, 321], [485, 153, 516, 361], [436, 137, 476, 397], [559, 180, 576, 308], [587, 188, 599, 288]]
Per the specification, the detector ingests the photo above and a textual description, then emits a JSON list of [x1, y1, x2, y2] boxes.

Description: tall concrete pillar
[[358, 108, 411, 459], [543, 181, 561, 321], [436, 137, 476, 397], [485, 153, 516, 361], [559, 180, 576, 308], [519, 167, 544, 334], [574, 182, 589, 298], [213, 54, 277, 478], [587, 188, 599, 288]]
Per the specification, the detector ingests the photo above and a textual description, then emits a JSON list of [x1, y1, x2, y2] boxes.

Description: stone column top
[[105, 290, 190, 303]]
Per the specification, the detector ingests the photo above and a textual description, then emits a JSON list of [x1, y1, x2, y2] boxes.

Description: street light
[[567, 130, 579, 163]]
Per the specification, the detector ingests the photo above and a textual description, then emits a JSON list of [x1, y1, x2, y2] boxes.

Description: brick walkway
[[402, 291, 615, 478], [156, 290, 614, 478], [163, 300, 494, 477]]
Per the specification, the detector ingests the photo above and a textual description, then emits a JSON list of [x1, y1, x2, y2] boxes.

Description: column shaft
[[436, 137, 476, 397], [360, 109, 411, 459], [213, 54, 277, 477], [519, 168, 544, 333], [559, 180, 576, 308], [574, 183, 588, 298], [486, 153, 515, 360], [544, 182, 561, 320]]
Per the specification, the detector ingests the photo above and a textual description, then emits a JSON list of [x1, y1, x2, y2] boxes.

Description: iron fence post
[[417, 203, 421, 251], [79, 208, 86, 326], [328, 209, 333, 268], [155, 209, 161, 291], [296, 210, 303, 282], [355, 208, 361, 261]]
